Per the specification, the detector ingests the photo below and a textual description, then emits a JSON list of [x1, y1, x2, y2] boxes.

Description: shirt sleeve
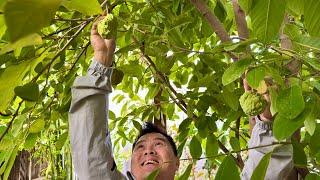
[[69, 60, 126, 180]]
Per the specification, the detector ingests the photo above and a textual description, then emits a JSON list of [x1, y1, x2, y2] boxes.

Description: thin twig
[[32, 20, 92, 83], [66, 41, 91, 77], [180, 141, 291, 161], [54, 17, 94, 22]]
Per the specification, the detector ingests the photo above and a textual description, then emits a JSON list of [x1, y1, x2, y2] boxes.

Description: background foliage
[[0, 0, 320, 179]]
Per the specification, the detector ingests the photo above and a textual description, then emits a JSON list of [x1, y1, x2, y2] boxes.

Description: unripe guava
[[97, 14, 117, 39], [239, 92, 267, 116]]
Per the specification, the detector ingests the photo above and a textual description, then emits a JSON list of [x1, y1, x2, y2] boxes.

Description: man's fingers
[[91, 16, 105, 35], [91, 23, 99, 35]]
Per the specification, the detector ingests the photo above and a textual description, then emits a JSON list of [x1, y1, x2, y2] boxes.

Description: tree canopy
[[0, 0, 320, 179]]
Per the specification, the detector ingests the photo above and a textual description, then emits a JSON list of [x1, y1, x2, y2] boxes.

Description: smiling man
[[131, 124, 179, 180], [68, 19, 179, 180]]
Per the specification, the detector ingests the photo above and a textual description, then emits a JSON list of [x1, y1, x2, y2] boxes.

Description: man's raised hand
[[91, 17, 116, 67]]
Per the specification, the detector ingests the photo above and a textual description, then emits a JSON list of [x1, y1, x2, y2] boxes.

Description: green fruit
[[97, 14, 117, 39], [239, 92, 267, 116]]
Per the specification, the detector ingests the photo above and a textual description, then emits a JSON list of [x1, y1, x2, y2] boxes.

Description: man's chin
[[143, 164, 160, 173]]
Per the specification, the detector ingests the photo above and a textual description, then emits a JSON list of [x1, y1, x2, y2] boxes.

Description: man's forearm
[[69, 61, 125, 180]]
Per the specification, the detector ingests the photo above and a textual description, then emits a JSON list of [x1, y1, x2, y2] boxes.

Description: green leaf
[[155, 56, 175, 74], [145, 84, 160, 101], [246, 66, 266, 89], [195, 115, 209, 138], [250, 152, 271, 180], [222, 87, 239, 111], [230, 137, 240, 151], [265, 66, 284, 86], [249, 0, 285, 43], [178, 164, 192, 180], [10, 115, 26, 137], [4, 0, 62, 42], [189, 136, 202, 160], [2, 148, 18, 180], [0, 15, 7, 39], [268, 87, 278, 115], [305, 173, 320, 180], [132, 120, 142, 132], [61, 0, 102, 16], [55, 132, 68, 150], [273, 113, 305, 140], [306, 58, 320, 71], [215, 155, 240, 180], [0, 132, 14, 151], [177, 139, 187, 158], [0, 0, 6, 11], [304, 95, 318, 135], [276, 85, 305, 119], [0, 61, 33, 111], [292, 139, 307, 167], [214, 0, 226, 22], [309, 125, 320, 155], [206, 134, 219, 157], [146, 168, 160, 180], [24, 133, 38, 150], [285, 0, 304, 15], [0, 33, 42, 55], [305, 116, 316, 136], [14, 82, 39, 101], [118, 63, 144, 78], [304, 0, 320, 37], [238, 0, 253, 13], [29, 119, 45, 133], [222, 58, 252, 86], [293, 35, 320, 51], [165, 103, 175, 120], [0, 148, 13, 174]]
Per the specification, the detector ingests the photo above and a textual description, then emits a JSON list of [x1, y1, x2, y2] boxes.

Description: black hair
[[132, 122, 178, 156]]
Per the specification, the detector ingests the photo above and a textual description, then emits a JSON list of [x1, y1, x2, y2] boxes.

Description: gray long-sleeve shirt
[[69, 61, 131, 180]]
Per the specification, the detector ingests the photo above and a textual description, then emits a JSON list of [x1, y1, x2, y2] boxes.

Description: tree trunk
[[8, 151, 44, 180]]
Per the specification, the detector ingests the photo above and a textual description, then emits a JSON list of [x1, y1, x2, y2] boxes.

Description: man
[[69, 17, 295, 180], [69, 20, 179, 180]]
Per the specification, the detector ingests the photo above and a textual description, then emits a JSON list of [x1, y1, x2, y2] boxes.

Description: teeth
[[143, 160, 159, 165]]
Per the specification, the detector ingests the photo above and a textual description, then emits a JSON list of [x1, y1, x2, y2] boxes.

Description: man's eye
[[155, 142, 164, 146], [137, 144, 144, 149]]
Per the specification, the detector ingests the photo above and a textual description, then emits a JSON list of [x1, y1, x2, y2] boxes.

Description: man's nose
[[144, 145, 156, 155]]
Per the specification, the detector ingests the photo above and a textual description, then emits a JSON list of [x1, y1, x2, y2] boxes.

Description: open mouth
[[141, 159, 159, 166]]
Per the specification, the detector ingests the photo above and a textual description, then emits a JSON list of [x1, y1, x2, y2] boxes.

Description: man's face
[[131, 133, 179, 180]]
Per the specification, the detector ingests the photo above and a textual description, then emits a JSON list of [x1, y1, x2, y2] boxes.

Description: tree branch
[[280, 15, 301, 76], [190, 0, 231, 42], [232, 0, 249, 39]]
